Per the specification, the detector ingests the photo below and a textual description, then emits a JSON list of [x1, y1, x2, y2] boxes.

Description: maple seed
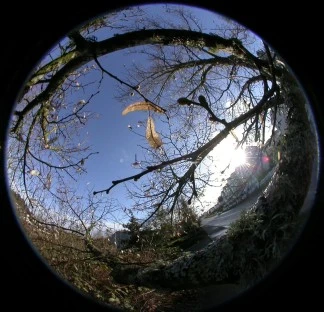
[[146, 116, 163, 149], [122, 101, 165, 115]]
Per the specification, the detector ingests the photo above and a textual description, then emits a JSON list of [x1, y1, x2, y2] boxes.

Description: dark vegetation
[[13, 189, 206, 311]]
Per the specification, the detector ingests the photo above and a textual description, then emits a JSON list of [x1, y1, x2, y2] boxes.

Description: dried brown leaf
[[146, 117, 163, 149]]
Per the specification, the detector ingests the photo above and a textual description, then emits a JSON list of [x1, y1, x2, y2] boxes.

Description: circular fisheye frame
[[5, 3, 320, 311]]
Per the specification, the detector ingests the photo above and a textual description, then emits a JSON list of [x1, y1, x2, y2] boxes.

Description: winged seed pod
[[146, 117, 163, 149], [122, 101, 165, 115]]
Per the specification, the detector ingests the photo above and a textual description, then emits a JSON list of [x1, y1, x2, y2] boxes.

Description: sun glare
[[198, 137, 247, 212], [213, 137, 247, 172], [231, 147, 247, 167]]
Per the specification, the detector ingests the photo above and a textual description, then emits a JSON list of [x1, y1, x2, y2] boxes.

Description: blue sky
[[61, 4, 229, 207]]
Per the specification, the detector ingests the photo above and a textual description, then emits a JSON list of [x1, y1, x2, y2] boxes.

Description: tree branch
[[13, 28, 276, 133], [94, 83, 279, 198]]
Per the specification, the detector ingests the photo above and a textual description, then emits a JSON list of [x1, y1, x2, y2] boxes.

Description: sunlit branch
[[13, 28, 276, 133], [93, 157, 190, 195], [27, 213, 86, 237], [139, 183, 175, 227], [22, 109, 42, 210], [51, 256, 103, 267], [28, 151, 99, 170], [12, 56, 90, 133], [23, 49, 78, 94], [177, 96, 229, 126], [168, 163, 197, 224], [263, 42, 277, 85], [51, 91, 100, 124], [225, 75, 264, 111], [240, 117, 258, 147], [34, 238, 92, 255], [270, 105, 278, 145]]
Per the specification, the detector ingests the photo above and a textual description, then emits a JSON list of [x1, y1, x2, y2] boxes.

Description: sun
[[209, 137, 247, 172], [198, 137, 247, 212], [231, 147, 247, 168]]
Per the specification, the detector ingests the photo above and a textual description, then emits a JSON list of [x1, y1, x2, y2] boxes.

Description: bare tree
[[7, 4, 316, 297]]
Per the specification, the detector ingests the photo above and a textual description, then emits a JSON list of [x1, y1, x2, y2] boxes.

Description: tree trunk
[[112, 236, 239, 289]]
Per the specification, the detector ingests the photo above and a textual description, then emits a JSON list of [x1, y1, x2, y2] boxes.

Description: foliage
[[122, 199, 200, 252], [14, 188, 200, 311], [123, 215, 141, 246]]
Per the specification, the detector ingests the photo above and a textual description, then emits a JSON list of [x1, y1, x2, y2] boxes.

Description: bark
[[112, 236, 239, 289]]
